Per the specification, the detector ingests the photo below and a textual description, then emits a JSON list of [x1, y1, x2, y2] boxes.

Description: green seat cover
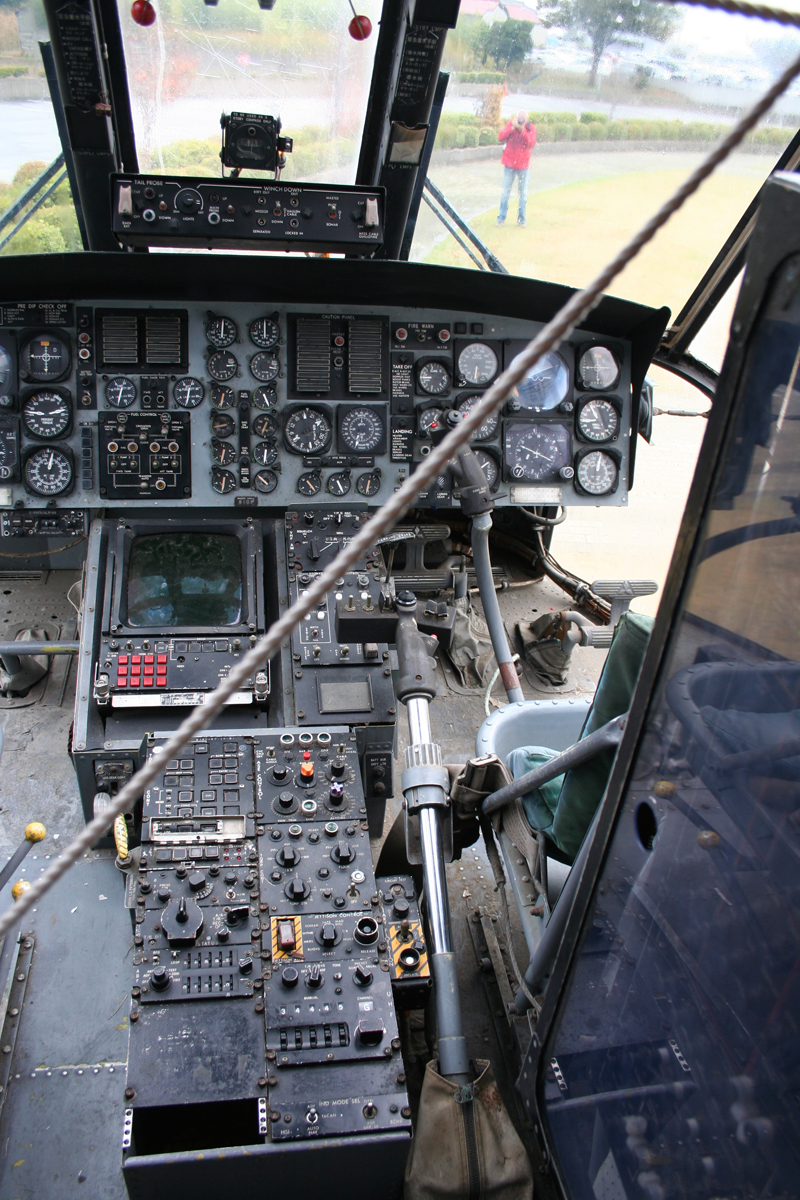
[[508, 611, 654, 863]]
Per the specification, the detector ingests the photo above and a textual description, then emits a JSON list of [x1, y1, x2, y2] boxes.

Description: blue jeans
[[498, 166, 528, 223]]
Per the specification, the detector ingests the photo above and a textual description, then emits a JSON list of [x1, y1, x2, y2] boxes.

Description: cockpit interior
[[0, 0, 798, 1196]]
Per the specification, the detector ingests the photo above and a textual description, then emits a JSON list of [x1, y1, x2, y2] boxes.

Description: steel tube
[[419, 806, 452, 954], [0, 641, 79, 657], [406, 696, 432, 746]]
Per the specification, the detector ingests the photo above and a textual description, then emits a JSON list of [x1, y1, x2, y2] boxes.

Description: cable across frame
[[4, 19, 800, 941]]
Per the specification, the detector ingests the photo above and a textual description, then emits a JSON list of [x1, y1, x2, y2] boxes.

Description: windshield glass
[[415, 2, 800, 319], [118, 0, 382, 182], [0, 1, 80, 256]]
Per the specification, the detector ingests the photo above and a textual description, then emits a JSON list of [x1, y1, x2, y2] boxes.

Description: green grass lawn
[[424, 168, 761, 317]]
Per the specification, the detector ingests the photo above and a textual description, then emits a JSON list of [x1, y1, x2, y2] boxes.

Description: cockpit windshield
[[116, 0, 383, 181]]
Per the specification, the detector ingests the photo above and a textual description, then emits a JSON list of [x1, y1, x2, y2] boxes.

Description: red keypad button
[[117, 665, 128, 675], [157, 654, 167, 664], [143, 678, 154, 687], [118, 655, 128, 665], [131, 655, 141, 664], [130, 677, 140, 687], [144, 665, 154, 676], [116, 677, 128, 688], [144, 654, 154, 663]]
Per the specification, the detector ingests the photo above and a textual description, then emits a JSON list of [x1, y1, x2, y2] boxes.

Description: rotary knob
[[285, 877, 310, 902], [329, 782, 345, 806], [306, 964, 323, 989], [331, 840, 354, 865], [320, 923, 337, 946], [277, 845, 300, 868], [330, 757, 346, 778], [354, 963, 373, 987], [282, 966, 299, 988]]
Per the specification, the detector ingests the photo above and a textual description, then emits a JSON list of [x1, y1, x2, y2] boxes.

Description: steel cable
[[3, 44, 800, 942]]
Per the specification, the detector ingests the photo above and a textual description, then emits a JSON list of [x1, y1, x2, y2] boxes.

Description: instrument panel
[[0, 294, 637, 518]]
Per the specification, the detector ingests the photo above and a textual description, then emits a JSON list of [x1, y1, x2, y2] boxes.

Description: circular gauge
[[418, 407, 445, 437], [174, 377, 205, 409], [210, 385, 235, 410], [105, 377, 136, 409], [22, 391, 71, 439], [254, 468, 278, 494], [253, 412, 278, 439], [211, 411, 236, 439], [578, 398, 619, 442], [340, 407, 384, 453], [250, 352, 280, 384], [211, 468, 236, 494], [578, 346, 619, 390], [474, 449, 499, 490], [417, 361, 451, 396], [284, 408, 332, 455], [249, 317, 280, 350], [516, 352, 570, 412], [253, 385, 277, 411], [253, 441, 277, 466], [503, 424, 571, 482], [326, 471, 351, 497], [20, 333, 69, 382], [456, 394, 499, 441], [211, 439, 237, 466], [297, 471, 322, 497], [577, 450, 618, 495], [356, 470, 381, 498], [207, 351, 239, 383], [457, 343, 498, 386], [24, 446, 73, 495], [0, 345, 13, 398], [206, 316, 238, 349]]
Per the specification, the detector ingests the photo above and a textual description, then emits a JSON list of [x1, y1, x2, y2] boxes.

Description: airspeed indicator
[[339, 407, 383, 453]]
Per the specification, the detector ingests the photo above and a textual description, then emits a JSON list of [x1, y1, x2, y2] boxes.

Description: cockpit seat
[[477, 612, 654, 881]]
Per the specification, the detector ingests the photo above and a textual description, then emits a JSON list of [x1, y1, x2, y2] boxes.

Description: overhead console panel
[[0, 254, 669, 523]]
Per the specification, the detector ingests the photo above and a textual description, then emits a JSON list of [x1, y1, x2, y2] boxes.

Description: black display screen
[[126, 533, 243, 628]]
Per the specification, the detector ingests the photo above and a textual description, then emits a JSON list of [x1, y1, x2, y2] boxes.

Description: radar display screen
[[126, 533, 243, 627]]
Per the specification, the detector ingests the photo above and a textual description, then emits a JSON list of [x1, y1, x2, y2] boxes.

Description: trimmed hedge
[[456, 71, 506, 84]]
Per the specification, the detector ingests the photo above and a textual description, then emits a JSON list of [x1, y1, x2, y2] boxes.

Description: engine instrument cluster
[[0, 295, 636, 522]]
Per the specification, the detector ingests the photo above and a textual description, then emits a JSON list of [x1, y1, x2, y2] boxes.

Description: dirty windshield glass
[[415, 1, 800, 331], [118, 0, 382, 183]]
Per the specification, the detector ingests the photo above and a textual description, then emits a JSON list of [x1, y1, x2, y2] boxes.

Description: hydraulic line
[[471, 513, 524, 703]]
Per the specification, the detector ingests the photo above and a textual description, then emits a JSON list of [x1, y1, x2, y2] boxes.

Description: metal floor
[[0, 566, 606, 1200]]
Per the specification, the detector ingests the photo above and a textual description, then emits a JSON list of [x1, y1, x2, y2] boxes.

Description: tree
[[474, 18, 533, 72], [539, 0, 679, 86]]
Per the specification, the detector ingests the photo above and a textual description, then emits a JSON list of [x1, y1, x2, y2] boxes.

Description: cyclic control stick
[[395, 591, 471, 1083]]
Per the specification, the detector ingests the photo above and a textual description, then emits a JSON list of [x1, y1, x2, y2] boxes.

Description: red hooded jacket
[[498, 118, 537, 170]]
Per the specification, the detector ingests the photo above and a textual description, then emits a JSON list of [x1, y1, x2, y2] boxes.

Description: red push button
[[116, 677, 128, 688], [143, 678, 154, 687], [131, 654, 141, 664], [130, 677, 140, 687], [144, 654, 154, 664], [157, 654, 167, 664], [144, 665, 154, 676], [118, 655, 128, 665]]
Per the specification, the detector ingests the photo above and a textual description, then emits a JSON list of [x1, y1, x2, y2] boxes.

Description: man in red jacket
[[497, 110, 537, 227]]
